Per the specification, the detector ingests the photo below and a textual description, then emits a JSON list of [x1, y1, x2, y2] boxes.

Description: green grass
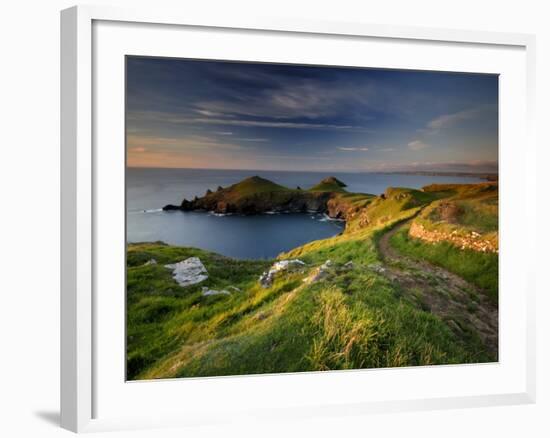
[[229, 175, 289, 193], [126, 243, 272, 379], [128, 222, 493, 379], [389, 226, 498, 303], [309, 176, 348, 192], [127, 182, 498, 379]]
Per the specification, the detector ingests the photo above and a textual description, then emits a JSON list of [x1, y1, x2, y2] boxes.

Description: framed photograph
[[61, 5, 536, 433]]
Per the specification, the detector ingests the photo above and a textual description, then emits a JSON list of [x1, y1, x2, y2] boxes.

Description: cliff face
[[183, 189, 334, 215], [163, 176, 359, 217]]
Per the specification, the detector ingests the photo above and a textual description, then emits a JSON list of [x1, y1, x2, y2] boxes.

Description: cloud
[[194, 109, 226, 117], [127, 134, 243, 151], [408, 140, 429, 151], [361, 160, 498, 173], [338, 147, 370, 151], [191, 117, 365, 130], [234, 138, 269, 142], [128, 111, 370, 131], [129, 146, 147, 153], [193, 80, 374, 121], [426, 105, 496, 132]]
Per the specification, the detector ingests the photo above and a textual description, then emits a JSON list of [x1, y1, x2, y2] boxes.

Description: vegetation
[[128, 179, 499, 380], [215, 175, 290, 198], [389, 226, 498, 302], [308, 176, 348, 192]]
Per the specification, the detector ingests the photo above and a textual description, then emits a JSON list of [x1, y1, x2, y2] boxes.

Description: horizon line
[[126, 165, 498, 175]]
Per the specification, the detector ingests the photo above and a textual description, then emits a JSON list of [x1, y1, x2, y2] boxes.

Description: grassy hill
[[308, 176, 348, 192], [168, 175, 372, 216], [128, 180, 499, 380], [217, 175, 290, 198]]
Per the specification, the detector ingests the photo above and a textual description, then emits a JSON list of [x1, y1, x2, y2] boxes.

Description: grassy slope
[[388, 183, 499, 302], [221, 176, 291, 198], [127, 184, 497, 380], [418, 182, 499, 245], [389, 227, 498, 302], [308, 176, 348, 193]]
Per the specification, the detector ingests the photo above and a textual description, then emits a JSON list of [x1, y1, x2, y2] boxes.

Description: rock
[[256, 311, 270, 320], [162, 204, 180, 211], [343, 261, 354, 269], [367, 263, 386, 274], [216, 201, 229, 214], [201, 287, 231, 296], [163, 176, 354, 218], [180, 199, 193, 210], [303, 260, 332, 284], [259, 259, 306, 288], [143, 258, 157, 266], [165, 257, 208, 287]]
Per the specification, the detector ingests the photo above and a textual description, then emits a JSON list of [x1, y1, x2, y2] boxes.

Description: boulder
[[165, 257, 208, 287]]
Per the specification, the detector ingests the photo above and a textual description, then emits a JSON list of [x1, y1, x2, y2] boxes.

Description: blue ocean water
[[127, 168, 483, 259]]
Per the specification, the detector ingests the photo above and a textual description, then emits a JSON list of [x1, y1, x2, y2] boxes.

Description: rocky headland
[[163, 175, 360, 219]]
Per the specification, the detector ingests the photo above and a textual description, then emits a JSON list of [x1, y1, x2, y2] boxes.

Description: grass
[[221, 176, 290, 197], [308, 176, 348, 192], [389, 226, 498, 303], [127, 181, 499, 379]]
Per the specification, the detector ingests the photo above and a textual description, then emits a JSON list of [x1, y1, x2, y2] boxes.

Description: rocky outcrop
[[175, 189, 332, 215], [165, 257, 208, 287], [409, 222, 498, 253], [163, 176, 354, 218], [259, 259, 306, 288], [303, 260, 332, 284]]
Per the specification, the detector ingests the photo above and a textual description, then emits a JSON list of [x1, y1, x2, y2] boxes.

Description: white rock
[[165, 257, 208, 287], [367, 263, 386, 274], [201, 287, 231, 296], [304, 260, 333, 284], [259, 259, 306, 288]]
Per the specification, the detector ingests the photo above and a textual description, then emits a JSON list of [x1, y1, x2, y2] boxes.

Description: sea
[[127, 168, 483, 259]]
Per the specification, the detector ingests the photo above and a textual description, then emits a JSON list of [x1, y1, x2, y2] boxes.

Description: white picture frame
[[60, 4, 537, 433]]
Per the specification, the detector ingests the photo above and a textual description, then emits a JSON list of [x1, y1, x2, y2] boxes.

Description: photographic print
[[126, 57, 498, 380]]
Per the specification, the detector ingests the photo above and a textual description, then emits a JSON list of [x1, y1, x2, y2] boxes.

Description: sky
[[126, 56, 498, 173]]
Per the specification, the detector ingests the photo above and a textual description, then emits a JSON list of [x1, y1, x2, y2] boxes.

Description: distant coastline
[[382, 171, 498, 181]]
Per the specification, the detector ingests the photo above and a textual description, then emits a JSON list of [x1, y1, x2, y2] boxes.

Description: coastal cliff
[[129, 179, 499, 380], [163, 175, 364, 219]]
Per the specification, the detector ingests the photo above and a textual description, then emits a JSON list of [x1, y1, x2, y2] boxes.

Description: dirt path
[[377, 219, 498, 359]]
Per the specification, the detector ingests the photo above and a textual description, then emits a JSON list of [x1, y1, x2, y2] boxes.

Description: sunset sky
[[126, 57, 498, 173]]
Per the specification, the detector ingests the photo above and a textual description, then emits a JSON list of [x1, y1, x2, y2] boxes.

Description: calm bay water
[[127, 168, 482, 259]]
